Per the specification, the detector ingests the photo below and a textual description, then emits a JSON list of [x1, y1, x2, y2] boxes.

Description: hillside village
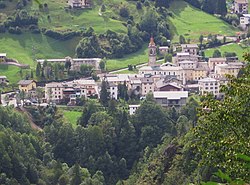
[[0, 0, 250, 185], [0, 35, 246, 114]]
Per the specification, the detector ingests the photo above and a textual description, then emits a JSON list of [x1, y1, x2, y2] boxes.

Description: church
[[139, 37, 186, 85]]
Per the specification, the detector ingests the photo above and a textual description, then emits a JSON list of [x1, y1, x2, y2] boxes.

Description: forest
[[0, 54, 249, 185]]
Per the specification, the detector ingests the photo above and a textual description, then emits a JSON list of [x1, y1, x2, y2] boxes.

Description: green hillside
[[169, 0, 239, 42], [205, 42, 250, 61]]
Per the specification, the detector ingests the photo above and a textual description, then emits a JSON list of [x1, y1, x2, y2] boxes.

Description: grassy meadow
[[106, 44, 148, 71], [63, 110, 82, 128], [205, 42, 250, 61], [169, 0, 239, 42]]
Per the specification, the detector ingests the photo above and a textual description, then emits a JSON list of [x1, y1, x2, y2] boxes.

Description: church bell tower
[[148, 37, 157, 66]]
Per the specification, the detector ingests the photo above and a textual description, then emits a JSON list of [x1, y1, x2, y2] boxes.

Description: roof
[[141, 77, 154, 83], [149, 37, 155, 46], [235, 0, 248, 4], [153, 91, 188, 99], [159, 46, 169, 49], [46, 82, 64, 88], [198, 77, 217, 82], [178, 60, 195, 64], [242, 14, 250, 17], [18, 80, 35, 85], [209, 58, 227, 62], [177, 52, 190, 56], [37, 58, 101, 63], [181, 44, 198, 48], [139, 66, 183, 71], [0, 53, 7, 57], [129, 105, 140, 108], [0, 76, 7, 79]]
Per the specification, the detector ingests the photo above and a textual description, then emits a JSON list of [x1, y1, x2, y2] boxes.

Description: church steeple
[[148, 36, 157, 66]]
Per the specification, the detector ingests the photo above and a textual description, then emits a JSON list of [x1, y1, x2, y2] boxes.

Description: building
[[45, 79, 96, 103], [208, 58, 227, 72], [141, 76, 154, 96], [173, 52, 199, 64], [0, 76, 8, 84], [181, 44, 199, 56], [156, 81, 183, 91], [67, 0, 91, 8], [178, 60, 197, 69], [0, 53, 6, 62], [193, 68, 208, 81], [240, 14, 250, 30], [215, 62, 244, 78], [153, 91, 188, 107], [108, 83, 118, 100], [37, 57, 101, 73], [159, 46, 169, 55], [234, 0, 248, 14], [198, 77, 220, 96], [148, 37, 159, 67], [129, 105, 140, 115], [18, 80, 36, 92]]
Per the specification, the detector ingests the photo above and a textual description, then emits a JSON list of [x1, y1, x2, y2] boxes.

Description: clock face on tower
[[150, 48, 155, 55]]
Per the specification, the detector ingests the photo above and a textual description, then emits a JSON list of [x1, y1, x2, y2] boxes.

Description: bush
[[44, 29, 79, 40], [8, 26, 22, 34], [119, 7, 129, 18], [136, 2, 142, 10], [0, 24, 6, 33]]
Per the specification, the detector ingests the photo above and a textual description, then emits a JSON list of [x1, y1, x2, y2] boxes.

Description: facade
[[129, 105, 140, 115], [67, 0, 91, 8], [141, 77, 154, 96], [153, 91, 188, 107], [240, 14, 250, 30], [234, 0, 248, 14], [193, 68, 208, 81], [139, 66, 185, 84], [37, 57, 101, 73], [45, 79, 96, 103], [0, 76, 7, 84], [174, 52, 199, 64], [159, 46, 169, 55], [208, 58, 227, 72], [178, 60, 197, 69], [198, 77, 220, 96], [18, 80, 36, 92], [181, 44, 199, 56], [215, 63, 244, 78], [108, 83, 118, 100]]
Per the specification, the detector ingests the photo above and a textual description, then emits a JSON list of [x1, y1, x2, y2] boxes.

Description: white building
[[153, 91, 188, 107], [181, 44, 199, 56], [198, 77, 220, 96], [240, 14, 250, 30], [0, 53, 7, 61], [67, 0, 91, 8], [0, 76, 8, 84], [37, 57, 101, 73], [173, 52, 199, 64], [129, 105, 140, 115], [234, 0, 248, 14], [108, 83, 118, 100], [159, 46, 169, 55]]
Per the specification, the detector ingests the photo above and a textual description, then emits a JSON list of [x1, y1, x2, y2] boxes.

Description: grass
[[106, 44, 148, 71], [169, 0, 239, 42], [0, 65, 30, 84], [63, 110, 82, 128], [205, 42, 250, 61]]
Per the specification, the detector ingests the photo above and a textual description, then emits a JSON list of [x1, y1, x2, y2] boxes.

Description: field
[[106, 44, 148, 71], [205, 42, 250, 61], [169, 0, 239, 42], [63, 110, 82, 128]]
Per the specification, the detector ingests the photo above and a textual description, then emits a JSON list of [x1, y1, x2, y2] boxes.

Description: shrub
[[0, 2, 6, 9], [8, 26, 22, 34], [119, 7, 129, 18]]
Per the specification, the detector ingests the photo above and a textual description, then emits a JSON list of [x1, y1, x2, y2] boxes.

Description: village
[[0, 35, 246, 115]]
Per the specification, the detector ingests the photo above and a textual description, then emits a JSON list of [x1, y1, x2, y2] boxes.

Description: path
[[16, 106, 43, 132]]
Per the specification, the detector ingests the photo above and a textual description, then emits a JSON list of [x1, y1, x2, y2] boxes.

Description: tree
[[212, 49, 221, 58], [100, 81, 110, 107], [99, 60, 106, 72], [70, 164, 82, 185], [199, 35, 204, 46], [119, 7, 129, 18], [36, 87, 44, 105], [179, 35, 186, 44], [80, 64, 93, 77], [36, 63, 41, 78], [65, 60, 71, 74], [193, 53, 250, 181], [215, 0, 227, 16], [78, 101, 99, 127]]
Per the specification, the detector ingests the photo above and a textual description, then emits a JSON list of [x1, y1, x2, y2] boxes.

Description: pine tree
[[215, 0, 227, 15], [100, 81, 110, 107], [36, 63, 41, 77]]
